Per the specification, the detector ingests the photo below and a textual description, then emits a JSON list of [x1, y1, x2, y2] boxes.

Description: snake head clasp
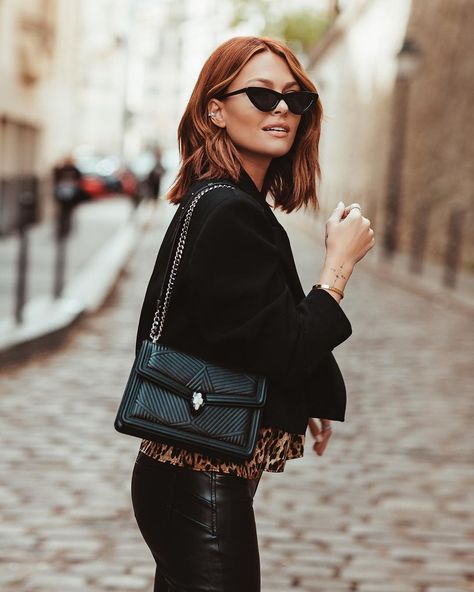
[[191, 391, 205, 412]]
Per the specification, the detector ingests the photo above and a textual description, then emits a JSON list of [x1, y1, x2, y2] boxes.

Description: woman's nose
[[273, 99, 289, 114]]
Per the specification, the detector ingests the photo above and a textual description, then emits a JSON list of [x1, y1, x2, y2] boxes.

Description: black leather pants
[[131, 451, 262, 591]]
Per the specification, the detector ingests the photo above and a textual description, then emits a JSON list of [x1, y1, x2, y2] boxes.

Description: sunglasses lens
[[246, 88, 278, 111], [285, 92, 315, 115]]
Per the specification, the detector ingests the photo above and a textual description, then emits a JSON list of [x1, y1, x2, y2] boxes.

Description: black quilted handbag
[[114, 182, 268, 462]]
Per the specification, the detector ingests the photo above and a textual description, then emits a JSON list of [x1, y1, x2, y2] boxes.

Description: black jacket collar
[[231, 167, 268, 206], [189, 167, 269, 207]]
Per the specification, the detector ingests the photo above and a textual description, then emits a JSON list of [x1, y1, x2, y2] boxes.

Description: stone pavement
[[0, 199, 473, 592]]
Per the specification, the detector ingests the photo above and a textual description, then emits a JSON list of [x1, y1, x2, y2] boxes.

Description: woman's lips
[[262, 129, 289, 138]]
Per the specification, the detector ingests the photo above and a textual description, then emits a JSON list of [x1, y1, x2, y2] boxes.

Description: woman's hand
[[325, 201, 375, 267], [308, 417, 332, 456]]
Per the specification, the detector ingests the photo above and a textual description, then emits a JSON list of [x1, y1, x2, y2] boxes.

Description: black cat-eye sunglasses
[[214, 86, 319, 115]]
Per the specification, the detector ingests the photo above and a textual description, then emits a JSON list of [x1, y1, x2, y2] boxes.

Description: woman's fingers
[[328, 201, 345, 223], [313, 424, 332, 455], [308, 417, 321, 439], [313, 430, 331, 455], [309, 418, 332, 455]]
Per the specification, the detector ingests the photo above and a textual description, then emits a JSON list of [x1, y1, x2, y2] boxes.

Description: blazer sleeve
[[185, 195, 352, 386]]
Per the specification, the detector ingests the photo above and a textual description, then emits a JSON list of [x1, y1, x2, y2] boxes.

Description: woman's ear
[[207, 100, 226, 128]]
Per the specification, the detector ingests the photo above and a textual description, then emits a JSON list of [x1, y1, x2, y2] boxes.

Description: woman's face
[[208, 51, 303, 175]]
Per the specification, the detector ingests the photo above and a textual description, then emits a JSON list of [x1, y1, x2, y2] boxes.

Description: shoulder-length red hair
[[167, 36, 323, 213]]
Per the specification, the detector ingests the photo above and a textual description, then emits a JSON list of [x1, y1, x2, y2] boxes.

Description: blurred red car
[[77, 156, 138, 200], [80, 174, 105, 198]]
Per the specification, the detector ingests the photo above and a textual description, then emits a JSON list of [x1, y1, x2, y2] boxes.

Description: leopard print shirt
[[138, 426, 305, 480]]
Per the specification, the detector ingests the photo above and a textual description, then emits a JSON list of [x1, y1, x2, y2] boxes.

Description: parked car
[[76, 155, 138, 200]]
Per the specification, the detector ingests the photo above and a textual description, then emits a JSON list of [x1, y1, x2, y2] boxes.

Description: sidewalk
[[0, 197, 152, 366]]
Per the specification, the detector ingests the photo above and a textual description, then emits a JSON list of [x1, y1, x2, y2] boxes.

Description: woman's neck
[[239, 156, 270, 192]]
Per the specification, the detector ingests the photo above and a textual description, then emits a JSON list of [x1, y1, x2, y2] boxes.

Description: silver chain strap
[[149, 183, 236, 343]]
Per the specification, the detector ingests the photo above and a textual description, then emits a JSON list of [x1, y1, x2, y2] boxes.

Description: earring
[[208, 112, 216, 118]]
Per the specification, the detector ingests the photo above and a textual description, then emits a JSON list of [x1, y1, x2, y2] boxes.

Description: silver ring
[[348, 204, 362, 213]]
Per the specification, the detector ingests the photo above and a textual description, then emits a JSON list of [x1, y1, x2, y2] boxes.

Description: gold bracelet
[[312, 283, 344, 299]]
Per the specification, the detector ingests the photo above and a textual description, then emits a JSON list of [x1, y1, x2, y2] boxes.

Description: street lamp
[[382, 38, 422, 259]]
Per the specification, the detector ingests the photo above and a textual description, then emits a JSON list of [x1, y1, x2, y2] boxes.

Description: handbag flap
[[135, 340, 267, 408]]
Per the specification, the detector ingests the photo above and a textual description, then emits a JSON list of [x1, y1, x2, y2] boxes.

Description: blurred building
[[75, 0, 237, 160], [74, 0, 131, 157], [309, 0, 474, 274], [0, 0, 80, 233], [0, 0, 242, 228]]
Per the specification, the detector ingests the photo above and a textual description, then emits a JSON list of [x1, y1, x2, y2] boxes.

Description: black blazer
[[134, 168, 353, 435]]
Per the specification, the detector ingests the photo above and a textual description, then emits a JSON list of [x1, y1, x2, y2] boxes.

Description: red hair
[[167, 36, 323, 213]]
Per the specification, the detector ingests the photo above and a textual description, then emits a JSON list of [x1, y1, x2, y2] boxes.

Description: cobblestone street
[[1, 201, 473, 592]]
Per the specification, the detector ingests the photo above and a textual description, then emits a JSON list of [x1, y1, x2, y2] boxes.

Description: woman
[[131, 36, 374, 591]]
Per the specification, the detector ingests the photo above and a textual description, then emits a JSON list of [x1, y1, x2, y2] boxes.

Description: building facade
[[308, 0, 473, 275], [0, 0, 80, 232]]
